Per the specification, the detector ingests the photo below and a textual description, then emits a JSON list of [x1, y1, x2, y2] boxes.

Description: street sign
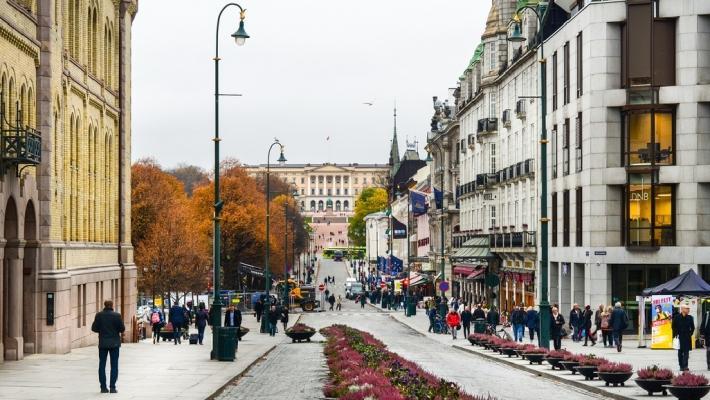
[[439, 281, 449, 292], [318, 283, 325, 292], [594, 250, 607, 256]]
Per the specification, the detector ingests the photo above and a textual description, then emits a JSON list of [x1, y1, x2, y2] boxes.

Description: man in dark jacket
[[569, 304, 583, 342], [609, 302, 628, 352], [91, 300, 125, 394], [487, 306, 500, 328], [472, 304, 486, 321], [169, 302, 186, 345], [224, 304, 242, 328], [254, 299, 264, 322], [525, 307, 539, 342], [672, 304, 695, 371], [461, 306, 473, 338], [511, 306, 526, 342], [267, 305, 278, 336]]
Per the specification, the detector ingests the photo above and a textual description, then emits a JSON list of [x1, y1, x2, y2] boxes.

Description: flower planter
[[635, 379, 671, 396], [598, 372, 634, 387], [545, 357, 564, 370], [285, 330, 315, 343], [489, 344, 500, 353], [468, 337, 477, 346], [559, 361, 580, 374], [501, 347, 518, 357], [663, 385, 710, 400], [524, 353, 545, 365], [515, 350, 526, 359], [574, 366, 599, 381]]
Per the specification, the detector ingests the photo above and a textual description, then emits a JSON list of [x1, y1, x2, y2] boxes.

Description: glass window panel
[[654, 184, 673, 245], [655, 112, 673, 165], [628, 113, 652, 166], [628, 173, 652, 246]]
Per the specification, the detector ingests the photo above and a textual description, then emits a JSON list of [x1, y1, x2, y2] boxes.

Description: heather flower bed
[[321, 325, 494, 400]]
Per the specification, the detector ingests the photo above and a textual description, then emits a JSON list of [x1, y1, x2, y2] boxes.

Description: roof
[[642, 269, 710, 296], [243, 163, 389, 169], [450, 236, 495, 261], [482, 1, 500, 38]]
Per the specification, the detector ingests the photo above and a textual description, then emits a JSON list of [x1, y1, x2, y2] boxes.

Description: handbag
[[456, 324, 461, 331], [673, 337, 680, 350]]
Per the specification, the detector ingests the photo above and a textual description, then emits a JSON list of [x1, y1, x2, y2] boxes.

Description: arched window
[[335, 200, 341, 211], [318, 200, 324, 211], [310, 200, 316, 211], [27, 87, 34, 128], [1, 73, 7, 129], [8, 78, 16, 125], [344, 200, 350, 211], [19, 84, 27, 126]]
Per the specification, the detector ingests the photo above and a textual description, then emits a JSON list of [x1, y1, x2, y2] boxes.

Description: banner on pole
[[650, 295, 674, 349]]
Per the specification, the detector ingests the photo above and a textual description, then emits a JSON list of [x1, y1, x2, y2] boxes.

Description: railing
[[0, 99, 42, 170], [452, 231, 537, 250]]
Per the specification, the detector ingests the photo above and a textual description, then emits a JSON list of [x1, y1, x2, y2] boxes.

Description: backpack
[[151, 312, 160, 324]]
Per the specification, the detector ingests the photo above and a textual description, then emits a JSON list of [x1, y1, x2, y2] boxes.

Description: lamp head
[[507, 17, 526, 43], [277, 150, 287, 163], [426, 152, 433, 162], [231, 10, 250, 46]]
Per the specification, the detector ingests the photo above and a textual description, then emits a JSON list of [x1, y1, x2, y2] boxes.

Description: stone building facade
[[243, 163, 388, 217], [0, 0, 137, 362]]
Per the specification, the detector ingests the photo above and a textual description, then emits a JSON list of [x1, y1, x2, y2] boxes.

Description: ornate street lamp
[[507, 1, 550, 348], [261, 139, 286, 334], [211, 2, 249, 361]]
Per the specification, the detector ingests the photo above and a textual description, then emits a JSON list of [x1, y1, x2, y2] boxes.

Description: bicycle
[[487, 324, 513, 341]]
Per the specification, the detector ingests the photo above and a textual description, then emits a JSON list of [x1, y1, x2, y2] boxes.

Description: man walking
[[609, 302, 628, 352], [461, 306, 473, 338], [511, 306, 526, 342], [91, 300, 125, 394], [267, 305, 278, 336], [224, 303, 242, 341], [569, 304, 583, 342], [254, 298, 264, 322], [169, 301, 186, 345], [672, 304, 695, 371], [360, 291, 367, 309], [525, 306, 539, 342]]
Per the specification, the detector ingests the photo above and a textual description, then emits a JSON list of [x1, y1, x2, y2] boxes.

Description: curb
[[205, 344, 278, 400], [453, 345, 635, 400]]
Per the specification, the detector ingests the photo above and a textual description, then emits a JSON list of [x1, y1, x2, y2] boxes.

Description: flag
[[390, 256, 404, 274], [410, 190, 428, 216], [434, 188, 443, 209], [392, 217, 407, 239]]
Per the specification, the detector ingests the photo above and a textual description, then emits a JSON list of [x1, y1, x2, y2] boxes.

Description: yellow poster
[[394, 280, 402, 294], [651, 295, 673, 349]]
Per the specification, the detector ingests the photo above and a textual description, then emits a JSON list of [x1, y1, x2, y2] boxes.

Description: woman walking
[[551, 306, 566, 350], [446, 310, 461, 340], [582, 305, 596, 346], [280, 305, 289, 332], [149, 305, 164, 344], [601, 306, 613, 347]]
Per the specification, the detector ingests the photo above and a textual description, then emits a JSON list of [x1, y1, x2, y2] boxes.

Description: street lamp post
[[507, 2, 550, 348], [261, 140, 286, 334], [210, 2, 249, 360]]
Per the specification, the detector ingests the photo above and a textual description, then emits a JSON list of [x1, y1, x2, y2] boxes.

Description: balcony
[[476, 118, 498, 140], [1, 109, 41, 173], [467, 133, 476, 149], [502, 109, 511, 128], [475, 173, 486, 189], [484, 173, 498, 188], [515, 99, 526, 119]]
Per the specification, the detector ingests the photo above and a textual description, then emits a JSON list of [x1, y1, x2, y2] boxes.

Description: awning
[[450, 236, 494, 261], [466, 269, 486, 280], [409, 273, 430, 287], [453, 265, 477, 275]]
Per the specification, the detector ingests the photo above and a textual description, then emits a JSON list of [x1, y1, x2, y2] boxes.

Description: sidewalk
[[383, 304, 710, 400], [0, 314, 296, 400]]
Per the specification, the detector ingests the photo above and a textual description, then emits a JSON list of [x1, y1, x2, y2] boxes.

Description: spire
[[389, 104, 401, 174]]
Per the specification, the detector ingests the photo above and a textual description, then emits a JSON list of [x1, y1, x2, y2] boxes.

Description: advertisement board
[[650, 295, 674, 349]]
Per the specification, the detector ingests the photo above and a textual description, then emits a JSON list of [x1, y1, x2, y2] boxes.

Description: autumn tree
[[167, 163, 208, 197], [348, 187, 388, 246]]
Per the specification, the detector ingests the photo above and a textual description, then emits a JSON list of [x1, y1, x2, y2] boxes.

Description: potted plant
[[522, 347, 548, 365], [500, 341, 519, 357], [559, 352, 581, 374], [545, 349, 570, 370], [515, 343, 536, 359], [636, 365, 674, 396], [574, 355, 607, 381], [598, 362, 634, 387], [664, 372, 710, 400], [285, 323, 316, 343]]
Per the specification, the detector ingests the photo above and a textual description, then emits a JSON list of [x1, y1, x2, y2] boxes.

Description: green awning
[[450, 236, 494, 261]]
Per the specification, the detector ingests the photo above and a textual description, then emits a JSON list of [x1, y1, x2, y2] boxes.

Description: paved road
[[301, 259, 605, 400]]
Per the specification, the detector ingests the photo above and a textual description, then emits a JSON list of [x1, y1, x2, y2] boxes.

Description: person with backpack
[[328, 293, 336, 310], [194, 303, 209, 345], [150, 305, 164, 344], [609, 302, 629, 352]]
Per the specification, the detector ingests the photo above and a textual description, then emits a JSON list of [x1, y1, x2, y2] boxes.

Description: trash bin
[[217, 327, 237, 361], [473, 318, 487, 334], [406, 299, 417, 317]]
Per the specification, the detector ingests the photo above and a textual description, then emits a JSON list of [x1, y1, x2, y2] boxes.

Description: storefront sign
[[650, 295, 674, 349]]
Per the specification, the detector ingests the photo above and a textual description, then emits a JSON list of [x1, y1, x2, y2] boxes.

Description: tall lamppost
[[426, 143, 446, 302], [507, 1, 550, 348], [261, 140, 286, 334], [210, 3, 249, 360]]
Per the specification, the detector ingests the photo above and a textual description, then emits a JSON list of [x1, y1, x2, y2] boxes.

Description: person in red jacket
[[446, 310, 461, 340]]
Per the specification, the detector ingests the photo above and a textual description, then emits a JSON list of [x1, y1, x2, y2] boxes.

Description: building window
[[344, 189, 348, 195], [563, 119, 570, 176], [344, 176, 349, 184], [611, 264, 678, 332], [623, 108, 674, 166], [318, 200, 324, 211], [326, 176, 332, 184], [354, 178, 358, 184], [490, 205, 496, 228], [488, 41, 497, 72], [625, 173, 674, 247], [576, 32, 583, 97], [551, 125, 558, 179], [490, 143, 497, 173], [300, 189, 304, 195], [563, 41, 570, 104], [327, 189, 332, 196], [344, 200, 350, 211], [363, 177, 368, 184], [336, 189, 340, 195], [489, 91, 497, 118], [576, 187, 582, 246], [575, 113, 582, 172], [318, 176, 324, 184], [563, 190, 570, 247], [336, 176, 341, 184], [319, 189, 323, 195], [311, 189, 315, 195], [301, 177, 305, 184], [552, 192, 558, 247], [552, 51, 558, 110]]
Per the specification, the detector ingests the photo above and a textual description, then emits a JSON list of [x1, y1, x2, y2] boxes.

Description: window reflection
[[626, 173, 674, 247], [624, 109, 674, 166]]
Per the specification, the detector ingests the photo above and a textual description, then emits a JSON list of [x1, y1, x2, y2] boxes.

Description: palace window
[[623, 108, 674, 167], [625, 173, 674, 247]]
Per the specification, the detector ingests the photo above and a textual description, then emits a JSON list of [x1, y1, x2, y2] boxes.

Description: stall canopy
[[641, 269, 710, 296]]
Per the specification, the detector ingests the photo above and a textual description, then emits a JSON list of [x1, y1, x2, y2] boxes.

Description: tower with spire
[[388, 106, 401, 177]]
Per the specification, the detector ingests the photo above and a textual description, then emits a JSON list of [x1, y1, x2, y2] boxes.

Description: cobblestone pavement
[[298, 259, 606, 400], [215, 341, 327, 400]]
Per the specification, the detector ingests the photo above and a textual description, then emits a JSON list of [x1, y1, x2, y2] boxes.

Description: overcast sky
[[131, 1, 488, 170]]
